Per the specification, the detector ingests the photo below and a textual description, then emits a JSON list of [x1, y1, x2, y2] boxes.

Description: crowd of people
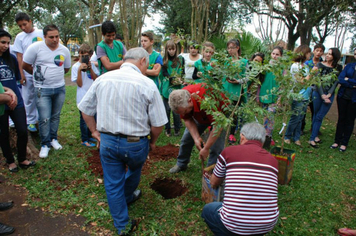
[[1, 12, 355, 235]]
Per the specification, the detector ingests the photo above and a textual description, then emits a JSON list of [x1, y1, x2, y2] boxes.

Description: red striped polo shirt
[[213, 140, 279, 235]]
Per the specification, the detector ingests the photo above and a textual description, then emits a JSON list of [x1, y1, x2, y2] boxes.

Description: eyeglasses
[[227, 47, 237, 50]]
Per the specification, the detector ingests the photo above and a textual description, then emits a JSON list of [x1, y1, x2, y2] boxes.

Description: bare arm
[[16, 53, 26, 85], [199, 126, 222, 162], [184, 118, 204, 151], [22, 62, 33, 75], [100, 56, 124, 71], [146, 64, 161, 77], [149, 126, 164, 150], [210, 173, 224, 189], [3, 87, 17, 110], [65, 68, 70, 74]]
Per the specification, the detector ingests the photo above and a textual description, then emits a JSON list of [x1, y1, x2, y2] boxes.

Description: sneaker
[[81, 141, 95, 147], [165, 130, 171, 137], [39, 145, 50, 158], [27, 124, 37, 132], [228, 134, 236, 144], [174, 131, 180, 136], [51, 139, 62, 150], [9, 123, 15, 128], [169, 165, 187, 174]]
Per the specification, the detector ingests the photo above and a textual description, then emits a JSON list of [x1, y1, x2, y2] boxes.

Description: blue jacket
[[338, 62, 356, 103]]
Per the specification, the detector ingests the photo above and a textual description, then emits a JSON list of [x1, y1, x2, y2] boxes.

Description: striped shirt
[[213, 140, 279, 235], [78, 62, 167, 136]]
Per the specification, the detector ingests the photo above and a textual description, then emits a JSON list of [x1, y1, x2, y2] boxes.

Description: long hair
[[163, 40, 180, 68], [328, 48, 341, 68], [227, 39, 241, 56], [0, 29, 16, 72], [293, 45, 311, 63]]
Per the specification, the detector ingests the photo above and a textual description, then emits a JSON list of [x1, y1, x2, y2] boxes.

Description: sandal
[[19, 160, 36, 169], [339, 145, 347, 152], [81, 141, 96, 147], [284, 139, 291, 144], [330, 143, 339, 149], [294, 140, 302, 146]]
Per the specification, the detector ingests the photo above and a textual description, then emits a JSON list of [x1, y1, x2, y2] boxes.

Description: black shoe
[[127, 190, 142, 206], [309, 142, 319, 149], [8, 167, 18, 173], [314, 139, 322, 144], [19, 160, 36, 169], [0, 223, 15, 235], [174, 131, 180, 136], [0, 202, 13, 211], [339, 147, 347, 152]]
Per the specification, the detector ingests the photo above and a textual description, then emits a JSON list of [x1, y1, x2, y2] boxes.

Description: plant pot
[[270, 146, 296, 185], [201, 164, 224, 203]]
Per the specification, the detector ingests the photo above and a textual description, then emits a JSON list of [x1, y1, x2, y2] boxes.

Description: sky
[[143, 13, 353, 54]]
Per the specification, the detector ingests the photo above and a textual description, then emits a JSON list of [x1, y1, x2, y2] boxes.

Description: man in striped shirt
[[202, 122, 279, 235], [78, 47, 167, 235]]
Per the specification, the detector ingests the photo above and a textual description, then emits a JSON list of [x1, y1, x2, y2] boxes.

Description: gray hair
[[240, 122, 266, 144], [124, 47, 149, 66], [168, 89, 191, 112]]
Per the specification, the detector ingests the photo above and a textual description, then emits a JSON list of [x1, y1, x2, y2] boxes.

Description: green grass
[[2, 85, 355, 235]]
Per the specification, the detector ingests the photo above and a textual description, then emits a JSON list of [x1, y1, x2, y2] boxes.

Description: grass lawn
[[2, 85, 355, 235]]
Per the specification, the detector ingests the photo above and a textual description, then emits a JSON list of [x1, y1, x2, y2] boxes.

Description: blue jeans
[[35, 86, 66, 147], [310, 91, 334, 141], [176, 122, 225, 168], [79, 111, 94, 142], [202, 202, 238, 236], [100, 133, 149, 234], [285, 100, 308, 142]]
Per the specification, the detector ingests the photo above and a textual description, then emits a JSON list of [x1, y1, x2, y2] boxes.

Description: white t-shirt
[[180, 53, 202, 80], [23, 41, 71, 88], [71, 61, 100, 104], [12, 29, 44, 77]]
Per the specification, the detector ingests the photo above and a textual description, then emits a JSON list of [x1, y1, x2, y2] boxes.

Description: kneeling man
[[202, 122, 279, 236]]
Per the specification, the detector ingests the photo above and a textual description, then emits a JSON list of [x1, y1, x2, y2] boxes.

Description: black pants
[[334, 96, 356, 146], [0, 106, 28, 164]]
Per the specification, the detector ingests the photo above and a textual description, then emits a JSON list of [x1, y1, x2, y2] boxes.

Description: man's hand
[[91, 130, 101, 149], [4, 88, 17, 110], [20, 75, 26, 85], [194, 137, 204, 151], [79, 63, 89, 71], [199, 147, 209, 162]]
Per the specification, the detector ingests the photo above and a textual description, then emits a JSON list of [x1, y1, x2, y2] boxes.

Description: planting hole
[[150, 178, 188, 199]]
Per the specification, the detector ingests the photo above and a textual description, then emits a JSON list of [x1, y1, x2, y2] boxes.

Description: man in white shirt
[[23, 24, 71, 158], [78, 48, 167, 235], [12, 12, 44, 132], [180, 41, 202, 82]]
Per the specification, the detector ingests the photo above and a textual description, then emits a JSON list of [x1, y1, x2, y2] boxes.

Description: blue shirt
[[338, 62, 356, 103], [0, 54, 24, 109]]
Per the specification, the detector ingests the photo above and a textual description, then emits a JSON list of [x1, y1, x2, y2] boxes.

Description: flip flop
[[338, 228, 356, 236], [81, 141, 95, 147]]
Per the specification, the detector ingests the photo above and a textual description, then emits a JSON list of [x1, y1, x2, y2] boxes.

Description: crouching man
[[202, 122, 279, 236]]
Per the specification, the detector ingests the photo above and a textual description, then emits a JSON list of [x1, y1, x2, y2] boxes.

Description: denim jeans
[[176, 121, 225, 168], [334, 96, 356, 146], [285, 100, 308, 142], [201, 202, 238, 236], [0, 106, 28, 164], [310, 91, 334, 141], [100, 133, 149, 234], [163, 97, 181, 133], [79, 111, 93, 142], [35, 86, 66, 147]]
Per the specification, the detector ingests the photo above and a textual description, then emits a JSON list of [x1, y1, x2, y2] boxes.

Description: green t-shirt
[[222, 58, 248, 102], [259, 72, 279, 104], [159, 58, 184, 99], [97, 40, 124, 75], [148, 51, 161, 88], [0, 83, 5, 116], [194, 59, 217, 83]]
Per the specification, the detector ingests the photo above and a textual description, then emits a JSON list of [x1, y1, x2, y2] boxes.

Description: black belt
[[100, 132, 147, 139]]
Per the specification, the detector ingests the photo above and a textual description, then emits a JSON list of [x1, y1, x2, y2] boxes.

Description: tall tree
[[118, 0, 149, 48], [241, 0, 355, 50]]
